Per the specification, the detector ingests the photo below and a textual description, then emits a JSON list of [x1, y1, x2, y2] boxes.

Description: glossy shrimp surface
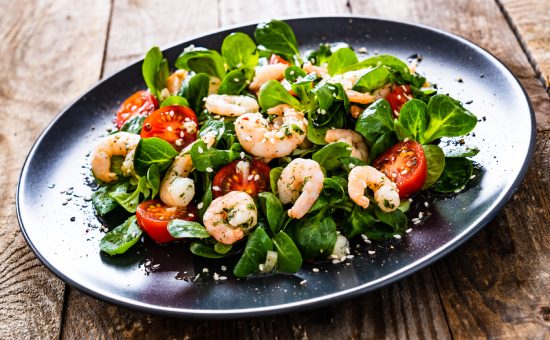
[[325, 129, 369, 162], [205, 94, 259, 116], [348, 165, 400, 212], [91, 132, 141, 183], [249, 63, 288, 92], [203, 191, 258, 245], [235, 105, 307, 160], [277, 158, 324, 219]]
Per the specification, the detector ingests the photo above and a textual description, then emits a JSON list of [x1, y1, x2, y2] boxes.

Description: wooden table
[[2, 0, 549, 338]]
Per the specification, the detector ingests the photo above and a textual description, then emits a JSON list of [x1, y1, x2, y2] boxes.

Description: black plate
[[17, 16, 535, 318]]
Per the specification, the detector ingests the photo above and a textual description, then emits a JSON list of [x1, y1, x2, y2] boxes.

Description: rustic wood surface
[[1, 0, 548, 338]]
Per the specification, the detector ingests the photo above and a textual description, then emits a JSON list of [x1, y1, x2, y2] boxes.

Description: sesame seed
[[340, 256, 347, 262], [188, 213, 194, 218], [221, 265, 227, 271], [346, 255, 354, 259], [424, 202, 429, 207], [368, 250, 376, 255], [233, 78, 240, 82], [393, 234, 402, 239], [405, 228, 412, 233], [212, 186, 220, 191], [219, 276, 227, 280], [240, 152, 245, 159], [418, 212, 424, 219], [198, 146, 204, 153], [202, 268, 209, 273], [197, 202, 204, 209], [312, 268, 320, 273], [254, 174, 260, 181], [213, 272, 220, 280], [349, 163, 356, 169], [166, 126, 173, 131], [152, 264, 160, 269], [330, 254, 339, 259], [247, 175, 254, 181], [332, 259, 341, 264], [206, 167, 213, 173]]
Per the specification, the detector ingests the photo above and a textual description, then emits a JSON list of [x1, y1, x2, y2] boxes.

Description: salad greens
[[91, 19, 479, 280]]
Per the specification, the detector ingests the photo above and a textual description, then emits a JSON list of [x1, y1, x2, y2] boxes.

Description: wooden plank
[[350, 0, 550, 337], [498, 0, 550, 89], [103, 0, 221, 76], [61, 0, 452, 338], [219, 0, 350, 26], [0, 1, 111, 338]]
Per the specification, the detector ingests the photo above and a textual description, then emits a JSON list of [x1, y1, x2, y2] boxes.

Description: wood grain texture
[[350, 0, 550, 131], [218, 0, 350, 26], [498, 0, 550, 89], [103, 0, 220, 76], [0, 0, 110, 338], [351, 0, 550, 337], [63, 268, 451, 339]]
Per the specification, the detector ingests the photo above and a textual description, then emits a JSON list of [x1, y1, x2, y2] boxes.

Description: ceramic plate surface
[[17, 16, 535, 318]]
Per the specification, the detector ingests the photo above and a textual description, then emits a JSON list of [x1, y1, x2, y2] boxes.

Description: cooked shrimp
[[235, 105, 307, 159], [325, 69, 393, 104], [350, 105, 363, 119], [91, 132, 140, 183], [204, 94, 259, 117], [302, 62, 328, 77], [348, 166, 400, 212], [166, 69, 188, 95], [159, 154, 195, 207], [159, 134, 217, 207], [277, 158, 324, 219], [325, 129, 369, 162], [249, 63, 288, 92], [203, 191, 258, 245]]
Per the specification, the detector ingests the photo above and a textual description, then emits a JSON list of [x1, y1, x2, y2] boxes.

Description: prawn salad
[[91, 19, 479, 279]]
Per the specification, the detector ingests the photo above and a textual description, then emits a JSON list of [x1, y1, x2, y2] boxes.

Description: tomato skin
[[386, 85, 412, 117], [116, 91, 158, 128], [140, 105, 198, 151], [373, 140, 427, 199], [269, 54, 291, 65], [136, 200, 198, 243], [212, 160, 271, 198]]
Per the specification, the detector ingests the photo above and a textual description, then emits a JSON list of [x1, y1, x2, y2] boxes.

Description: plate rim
[[16, 14, 536, 318]]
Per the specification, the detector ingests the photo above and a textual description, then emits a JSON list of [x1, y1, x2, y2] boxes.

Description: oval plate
[[17, 16, 535, 318]]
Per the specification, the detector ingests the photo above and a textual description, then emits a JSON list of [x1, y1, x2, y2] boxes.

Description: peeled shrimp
[[204, 94, 259, 117], [91, 132, 140, 183], [203, 191, 258, 245], [348, 165, 400, 212], [302, 62, 328, 77], [277, 158, 324, 219], [159, 134, 217, 207], [235, 104, 307, 159], [166, 69, 188, 95], [249, 63, 288, 92], [325, 129, 369, 162], [325, 69, 393, 104], [159, 154, 195, 207]]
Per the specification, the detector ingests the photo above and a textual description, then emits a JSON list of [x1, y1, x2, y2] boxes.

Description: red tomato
[[140, 105, 198, 151], [269, 54, 291, 65], [115, 91, 158, 128], [373, 140, 427, 199], [212, 160, 271, 198], [136, 200, 198, 243], [386, 85, 413, 117]]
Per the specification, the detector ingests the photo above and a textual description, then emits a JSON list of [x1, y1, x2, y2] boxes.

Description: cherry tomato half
[[136, 200, 198, 243], [140, 105, 198, 151], [212, 160, 271, 198], [115, 91, 158, 128], [269, 54, 291, 65], [386, 85, 413, 117], [373, 140, 427, 199]]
